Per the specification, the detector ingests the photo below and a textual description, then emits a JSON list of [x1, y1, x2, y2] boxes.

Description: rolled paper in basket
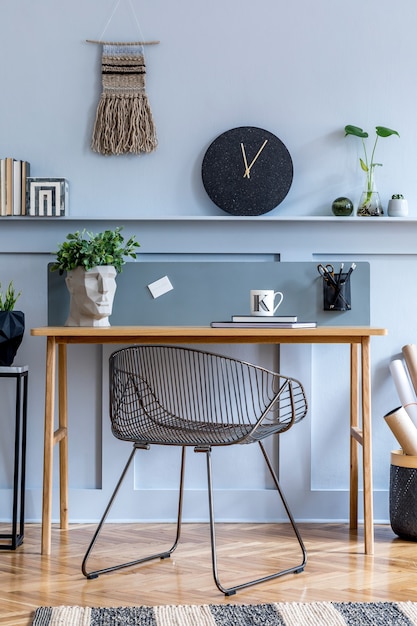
[[402, 344, 417, 398], [384, 406, 417, 456], [389, 359, 417, 427]]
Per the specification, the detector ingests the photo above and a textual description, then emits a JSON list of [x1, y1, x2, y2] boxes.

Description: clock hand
[[243, 139, 268, 178], [240, 143, 251, 179]]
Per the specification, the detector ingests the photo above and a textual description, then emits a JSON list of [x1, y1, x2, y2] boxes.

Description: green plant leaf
[[360, 158, 368, 172], [375, 126, 399, 138], [0, 280, 21, 311], [345, 125, 368, 138], [50, 227, 140, 274]]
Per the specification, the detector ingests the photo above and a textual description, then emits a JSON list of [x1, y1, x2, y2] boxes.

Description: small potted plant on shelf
[[387, 194, 408, 217], [344, 124, 400, 216], [0, 280, 24, 366], [50, 227, 139, 327]]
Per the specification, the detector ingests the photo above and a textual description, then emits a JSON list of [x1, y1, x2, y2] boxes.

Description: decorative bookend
[[91, 44, 158, 156], [27, 178, 68, 217]]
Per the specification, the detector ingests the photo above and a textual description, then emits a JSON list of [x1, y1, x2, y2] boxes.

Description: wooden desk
[[31, 325, 387, 556]]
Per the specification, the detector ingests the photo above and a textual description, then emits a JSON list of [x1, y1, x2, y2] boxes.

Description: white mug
[[250, 290, 284, 316]]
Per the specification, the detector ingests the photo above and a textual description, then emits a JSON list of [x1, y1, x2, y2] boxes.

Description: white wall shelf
[[0, 215, 415, 257], [0, 215, 415, 222]]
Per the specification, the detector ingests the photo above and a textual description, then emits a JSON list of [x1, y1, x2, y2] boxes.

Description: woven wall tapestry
[[91, 43, 158, 156]]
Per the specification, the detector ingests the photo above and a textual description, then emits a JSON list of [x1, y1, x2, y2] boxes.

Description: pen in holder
[[318, 263, 355, 311]]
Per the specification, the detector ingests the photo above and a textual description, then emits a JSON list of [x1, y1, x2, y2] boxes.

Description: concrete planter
[[64, 266, 117, 327]]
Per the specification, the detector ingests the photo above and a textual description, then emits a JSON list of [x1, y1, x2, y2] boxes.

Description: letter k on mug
[[250, 290, 284, 316]]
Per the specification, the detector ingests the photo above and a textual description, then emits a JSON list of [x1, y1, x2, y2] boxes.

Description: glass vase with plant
[[344, 125, 399, 216]]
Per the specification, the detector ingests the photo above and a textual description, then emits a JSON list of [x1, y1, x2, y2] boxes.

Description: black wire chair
[[82, 345, 308, 596]]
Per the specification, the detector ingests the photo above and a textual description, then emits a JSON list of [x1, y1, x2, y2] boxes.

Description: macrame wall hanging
[[87, 0, 159, 156]]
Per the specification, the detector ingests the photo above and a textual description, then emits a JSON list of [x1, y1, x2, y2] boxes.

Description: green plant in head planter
[[51, 227, 140, 327], [344, 125, 399, 216], [50, 227, 139, 274]]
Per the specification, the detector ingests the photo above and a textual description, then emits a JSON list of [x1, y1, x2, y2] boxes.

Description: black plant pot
[[0, 311, 25, 366]]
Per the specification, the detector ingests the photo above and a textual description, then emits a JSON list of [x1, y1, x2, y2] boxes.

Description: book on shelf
[[5, 157, 13, 215], [232, 314, 298, 323], [211, 321, 317, 329], [20, 161, 30, 215], [0, 158, 30, 216], [0, 159, 5, 216], [13, 159, 22, 216]]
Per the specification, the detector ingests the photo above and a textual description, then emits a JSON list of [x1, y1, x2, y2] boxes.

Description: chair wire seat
[[82, 345, 308, 595]]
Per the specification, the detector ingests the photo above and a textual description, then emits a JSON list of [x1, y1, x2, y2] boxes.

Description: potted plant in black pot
[[0, 281, 24, 366]]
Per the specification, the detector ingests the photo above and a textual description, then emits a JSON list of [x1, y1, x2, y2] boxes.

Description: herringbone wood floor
[[1, 522, 417, 625]]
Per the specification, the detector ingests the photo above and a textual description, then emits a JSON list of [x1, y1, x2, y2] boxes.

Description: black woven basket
[[390, 452, 417, 541]]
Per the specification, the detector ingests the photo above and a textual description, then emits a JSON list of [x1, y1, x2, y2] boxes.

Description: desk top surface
[[31, 325, 388, 344]]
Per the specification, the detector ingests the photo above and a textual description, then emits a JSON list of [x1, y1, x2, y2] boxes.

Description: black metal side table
[[0, 365, 28, 550]]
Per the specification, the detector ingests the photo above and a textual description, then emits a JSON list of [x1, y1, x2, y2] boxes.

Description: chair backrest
[[109, 345, 307, 446]]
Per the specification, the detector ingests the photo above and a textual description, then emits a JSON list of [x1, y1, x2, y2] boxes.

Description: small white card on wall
[[147, 275, 174, 299]]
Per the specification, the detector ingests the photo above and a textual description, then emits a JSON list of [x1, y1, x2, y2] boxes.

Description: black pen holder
[[323, 273, 352, 311]]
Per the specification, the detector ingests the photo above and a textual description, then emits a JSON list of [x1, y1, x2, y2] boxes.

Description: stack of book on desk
[[211, 315, 317, 329]]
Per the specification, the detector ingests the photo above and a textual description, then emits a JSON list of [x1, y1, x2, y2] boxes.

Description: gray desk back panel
[[48, 261, 370, 326]]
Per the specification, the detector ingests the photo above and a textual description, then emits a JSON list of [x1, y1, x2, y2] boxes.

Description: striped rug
[[31, 602, 417, 625]]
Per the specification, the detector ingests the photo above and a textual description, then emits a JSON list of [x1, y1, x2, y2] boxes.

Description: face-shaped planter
[[65, 266, 117, 327]]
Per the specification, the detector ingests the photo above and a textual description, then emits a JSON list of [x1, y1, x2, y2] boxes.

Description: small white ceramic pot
[[388, 198, 408, 217]]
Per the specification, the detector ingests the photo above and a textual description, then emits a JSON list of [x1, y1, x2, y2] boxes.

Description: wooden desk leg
[[41, 336, 56, 555], [362, 336, 374, 556], [350, 343, 359, 530], [58, 344, 68, 530]]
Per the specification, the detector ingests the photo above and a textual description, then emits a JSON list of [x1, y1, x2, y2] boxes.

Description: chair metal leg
[[81, 445, 186, 579], [202, 442, 307, 596]]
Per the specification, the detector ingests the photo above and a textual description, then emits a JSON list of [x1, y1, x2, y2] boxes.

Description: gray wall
[[0, 0, 413, 217], [0, 1, 415, 525]]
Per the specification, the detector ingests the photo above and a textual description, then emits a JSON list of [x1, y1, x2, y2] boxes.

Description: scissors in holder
[[317, 263, 335, 282]]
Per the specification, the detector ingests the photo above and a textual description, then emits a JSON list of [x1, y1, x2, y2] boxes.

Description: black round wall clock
[[201, 126, 293, 216]]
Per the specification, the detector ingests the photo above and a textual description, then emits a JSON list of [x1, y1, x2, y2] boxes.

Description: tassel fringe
[[91, 93, 157, 155]]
